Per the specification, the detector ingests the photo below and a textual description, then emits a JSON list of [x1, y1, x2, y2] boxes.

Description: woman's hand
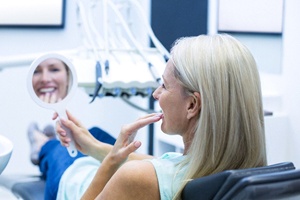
[[53, 110, 102, 157], [81, 113, 163, 200], [106, 113, 163, 167], [39, 93, 62, 104]]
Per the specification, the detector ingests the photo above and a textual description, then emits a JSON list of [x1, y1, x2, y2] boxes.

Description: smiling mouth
[[39, 87, 56, 93]]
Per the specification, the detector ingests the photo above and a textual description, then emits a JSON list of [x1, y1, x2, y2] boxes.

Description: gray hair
[[171, 34, 267, 199]]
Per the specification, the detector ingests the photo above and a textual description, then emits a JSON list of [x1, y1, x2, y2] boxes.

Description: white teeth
[[40, 88, 55, 93]]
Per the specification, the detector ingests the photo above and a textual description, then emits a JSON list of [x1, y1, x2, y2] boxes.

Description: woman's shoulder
[[101, 160, 160, 200], [120, 160, 158, 179], [119, 160, 159, 189]]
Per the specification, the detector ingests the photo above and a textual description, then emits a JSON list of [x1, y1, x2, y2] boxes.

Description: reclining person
[[29, 34, 267, 200]]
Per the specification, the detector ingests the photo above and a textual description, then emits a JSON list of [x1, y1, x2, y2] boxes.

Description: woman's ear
[[187, 92, 201, 119]]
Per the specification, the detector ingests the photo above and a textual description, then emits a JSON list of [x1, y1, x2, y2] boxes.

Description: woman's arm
[[80, 113, 163, 199], [55, 111, 156, 161], [81, 158, 160, 200]]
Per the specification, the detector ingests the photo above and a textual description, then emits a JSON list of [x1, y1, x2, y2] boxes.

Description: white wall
[[281, 0, 300, 167], [0, 0, 152, 175], [257, 0, 300, 167]]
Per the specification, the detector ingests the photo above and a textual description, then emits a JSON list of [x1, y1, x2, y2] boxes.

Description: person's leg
[[28, 123, 116, 199], [39, 127, 115, 199], [39, 140, 85, 200], [28, 122, 85, 200], [28, 123, 49, 165]]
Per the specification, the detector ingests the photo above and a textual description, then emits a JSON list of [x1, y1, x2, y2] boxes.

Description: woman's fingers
[[53, 110, 84, 136], [124, 113, 163, 134], [39, 94, 45, 102], [137, 113, 162, 120], [126, 141, 141, 153], [56, 120, 66, 136], [66, 110, 84, 128], [55, 120, 71, 146], [44, 93, 50, 103], [52, 112, 59, 120], [52, 110, 81, 127], [112, 113, 163, 159], [53, 112, 70, 146], [49, 93, 57, 104], [121, 141, 141, 158], [110, 140, 142, 165], [56, 120, 67, 137], [118, 113, 163, 143], [39, 93, 60, 103]]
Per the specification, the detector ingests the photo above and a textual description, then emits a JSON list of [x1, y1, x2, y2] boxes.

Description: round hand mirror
[[27, 53, 78, 157]]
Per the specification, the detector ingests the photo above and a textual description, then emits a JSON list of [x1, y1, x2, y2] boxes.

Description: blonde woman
[[38, 34, 266, 200]]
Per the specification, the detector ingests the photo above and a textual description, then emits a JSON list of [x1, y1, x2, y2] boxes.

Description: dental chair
[[181, 162, 296, 200], [0, 161, 296, 200], [222, 169, 300, 199]]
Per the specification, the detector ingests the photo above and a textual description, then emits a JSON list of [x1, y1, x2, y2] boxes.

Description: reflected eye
[[33, 69, 41, 75], [49, 67, 61, 73], [161, 83, 166, 89]]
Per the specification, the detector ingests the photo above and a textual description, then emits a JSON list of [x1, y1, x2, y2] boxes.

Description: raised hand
[[106, 113, 163, 167]]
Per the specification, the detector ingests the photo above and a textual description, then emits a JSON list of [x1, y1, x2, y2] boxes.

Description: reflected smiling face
[[32, 58, 69, 103]]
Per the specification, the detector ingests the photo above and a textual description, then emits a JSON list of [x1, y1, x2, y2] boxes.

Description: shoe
[[27, 122, 40, 165], [43, 124, 56, 139], [27, 122, 49, 165]]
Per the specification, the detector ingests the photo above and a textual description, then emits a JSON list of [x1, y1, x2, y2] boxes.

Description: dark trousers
[[39, 127, 116, 200]]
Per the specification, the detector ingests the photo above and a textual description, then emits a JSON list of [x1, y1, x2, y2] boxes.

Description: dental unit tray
[[72, 48, 166, 98]]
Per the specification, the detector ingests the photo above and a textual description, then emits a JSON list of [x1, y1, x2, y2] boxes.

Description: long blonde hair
[[171, 34, 267, 199]]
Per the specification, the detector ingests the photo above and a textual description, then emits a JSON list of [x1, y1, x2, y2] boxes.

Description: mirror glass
[[27, 53, 78, 157], [32, 57, 71, 104]]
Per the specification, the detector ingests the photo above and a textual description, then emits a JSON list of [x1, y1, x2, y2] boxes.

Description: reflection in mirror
[[32, 58, 71, 104]]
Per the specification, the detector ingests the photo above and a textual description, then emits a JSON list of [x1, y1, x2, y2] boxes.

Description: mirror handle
[[58, 111, 78, 157]]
